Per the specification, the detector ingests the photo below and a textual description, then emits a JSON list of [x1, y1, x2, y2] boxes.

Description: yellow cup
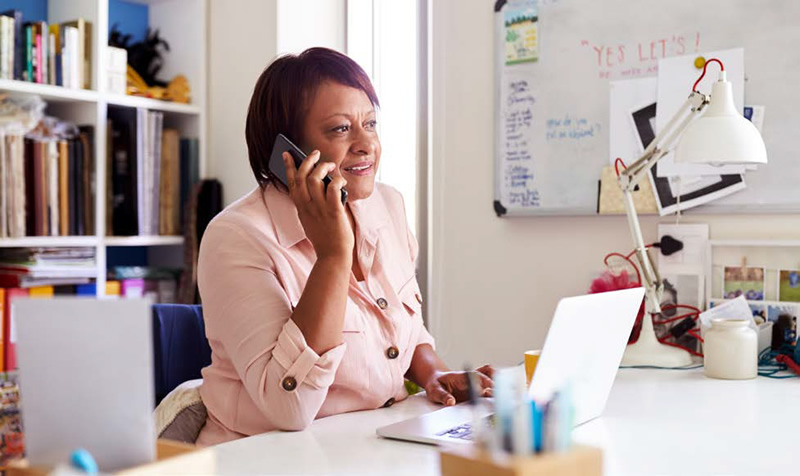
[[524, 350, 541, 386]]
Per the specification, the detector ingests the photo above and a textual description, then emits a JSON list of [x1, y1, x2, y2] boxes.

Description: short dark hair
[[245, 47, 380, 187]]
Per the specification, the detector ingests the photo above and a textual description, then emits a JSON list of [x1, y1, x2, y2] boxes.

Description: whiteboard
[[494, 0, 800, 216]]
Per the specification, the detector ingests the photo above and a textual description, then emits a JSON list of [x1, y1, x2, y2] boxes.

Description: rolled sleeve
[[272, 319, 346, 390]]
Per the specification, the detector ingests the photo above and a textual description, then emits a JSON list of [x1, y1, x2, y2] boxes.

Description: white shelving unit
[[0, 0, 207, 296]]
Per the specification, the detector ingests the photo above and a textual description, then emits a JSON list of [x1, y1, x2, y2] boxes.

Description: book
[[37, 20, 47, 85], [58, 140, 69, 236], [0, 132, 6, 238], [23, 138, 34, 236], [105, 119, 113, 233], [136, 108, 147, 234], [67, 139, 77, 235], [149, 112, 164, 235], [3, 288, 28, 371], [75, 283, 96, 296], [7, 134, 24, 238], [79, 126, 94, 235], [0, 288, 5, 371], [29, 286, 54, 298], [109, 108, 138, 235], [34, 25, 41, 83], [159, 129, 180, 235], [47, 141, 59, 235], [0, 16, 10, 80], [0, 10, 23, 80], [23, 23, 31, 82], [106, 280, 121, 297], [61, 19, 91, 89], [72, 136, 84, 235]]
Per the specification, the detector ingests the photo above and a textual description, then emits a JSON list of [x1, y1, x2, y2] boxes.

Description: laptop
[[376, 287, 645, 445], [15, 298, 157, 471]]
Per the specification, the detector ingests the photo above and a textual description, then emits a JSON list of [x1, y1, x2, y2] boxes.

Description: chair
[[152, 304, 212, 405]]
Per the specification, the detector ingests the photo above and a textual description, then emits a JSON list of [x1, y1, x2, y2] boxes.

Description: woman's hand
[[424, 365, 494, 406], [284, 151, 353, 261]]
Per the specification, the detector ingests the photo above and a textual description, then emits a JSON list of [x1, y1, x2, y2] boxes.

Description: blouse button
[[281, 376, 297, 391], [386, 346, 399, 360], [377, 297, 388, 309]]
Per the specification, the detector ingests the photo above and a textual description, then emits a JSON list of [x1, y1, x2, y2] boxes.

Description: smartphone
[[268, 133, 347, 204]]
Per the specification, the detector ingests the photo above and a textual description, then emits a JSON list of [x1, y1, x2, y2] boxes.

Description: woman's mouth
[[343, 162, 374, 176]]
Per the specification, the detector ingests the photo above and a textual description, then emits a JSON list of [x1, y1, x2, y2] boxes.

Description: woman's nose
[[351, 129, 377, 156]]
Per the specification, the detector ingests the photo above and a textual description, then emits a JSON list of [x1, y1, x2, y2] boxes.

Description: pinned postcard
[[655, 48, 746, 178], [779, 270, 800, 302], [504, 0, 539, 65]]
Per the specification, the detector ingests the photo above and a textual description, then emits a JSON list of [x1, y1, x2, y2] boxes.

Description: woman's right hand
[[284, 151, 353, 262]]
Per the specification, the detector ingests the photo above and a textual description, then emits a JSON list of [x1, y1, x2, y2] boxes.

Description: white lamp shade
[[675, 79, 767, 165]]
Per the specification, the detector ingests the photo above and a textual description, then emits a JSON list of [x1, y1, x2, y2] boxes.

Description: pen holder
[[440, 445, 602, 476]]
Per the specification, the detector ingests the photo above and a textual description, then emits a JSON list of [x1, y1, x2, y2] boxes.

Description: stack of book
[[0, 247, 98, 371], [0, 124, 95, 238], [0, 247, 96, 288], [109, 266, 180, 303], [108, 107, 199, 236], [0, 10, 91, 89]]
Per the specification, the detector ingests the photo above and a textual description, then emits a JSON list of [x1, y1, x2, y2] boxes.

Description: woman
[[196, 47, 492, 446]]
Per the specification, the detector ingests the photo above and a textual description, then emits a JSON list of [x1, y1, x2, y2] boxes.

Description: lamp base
[[621, 338, 694, 368]]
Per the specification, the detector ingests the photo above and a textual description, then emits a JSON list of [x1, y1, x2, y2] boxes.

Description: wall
[[277, 0, 346, 55], [427, 0, 800, 368], [208, 0, 346, 206], [208, 0, 277, 205]]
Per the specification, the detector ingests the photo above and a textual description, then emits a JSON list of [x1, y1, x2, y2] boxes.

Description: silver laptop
[[15, 298, 157, 471], [376, 288, 645, 445]]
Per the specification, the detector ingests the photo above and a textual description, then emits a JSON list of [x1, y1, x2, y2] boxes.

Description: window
[[347, 0, 420, 236]]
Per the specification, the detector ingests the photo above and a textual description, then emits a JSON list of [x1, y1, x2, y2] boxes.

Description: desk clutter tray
[[440, 444, 602, 476]]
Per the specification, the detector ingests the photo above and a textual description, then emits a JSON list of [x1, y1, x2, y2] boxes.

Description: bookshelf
[[0, 0, 207, 297]]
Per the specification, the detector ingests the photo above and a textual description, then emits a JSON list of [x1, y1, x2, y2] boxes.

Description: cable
[[614, 157, 627, 177], [692, 57, 725, 92]]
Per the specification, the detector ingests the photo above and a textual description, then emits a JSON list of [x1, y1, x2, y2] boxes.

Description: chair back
[[152, 304, 211, 404]]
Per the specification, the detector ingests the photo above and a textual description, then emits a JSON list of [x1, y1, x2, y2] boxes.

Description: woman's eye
[[365, 120, 377, 130], [332, 125, 350, 133]]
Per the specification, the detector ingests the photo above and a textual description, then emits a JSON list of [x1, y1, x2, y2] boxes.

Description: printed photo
[[778, 269, 800, 302], [723, 266, 765, 301], [767, 304, 798, 347], [504, 0, 539, 65]]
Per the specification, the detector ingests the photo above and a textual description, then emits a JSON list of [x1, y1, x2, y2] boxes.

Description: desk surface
[[202, 368, 799, 475]]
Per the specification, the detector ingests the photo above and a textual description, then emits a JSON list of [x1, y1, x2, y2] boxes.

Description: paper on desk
[[699, 296, 757, 331], [656, 48, 746, 178]]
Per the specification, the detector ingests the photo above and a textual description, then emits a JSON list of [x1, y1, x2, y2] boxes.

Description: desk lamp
[[617, 58, 767, 367]]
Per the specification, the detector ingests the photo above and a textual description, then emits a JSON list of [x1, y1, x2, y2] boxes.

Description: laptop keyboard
[[437, 423, 474, 440]]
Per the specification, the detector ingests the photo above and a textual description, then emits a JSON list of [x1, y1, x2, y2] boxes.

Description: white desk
[[193, 368, 799, 475]]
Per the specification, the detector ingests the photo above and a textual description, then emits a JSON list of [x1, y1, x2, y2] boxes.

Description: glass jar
[[703, 319, 757, 380]]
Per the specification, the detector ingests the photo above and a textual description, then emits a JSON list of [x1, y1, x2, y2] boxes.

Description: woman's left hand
[[424, 365, 494, 406]]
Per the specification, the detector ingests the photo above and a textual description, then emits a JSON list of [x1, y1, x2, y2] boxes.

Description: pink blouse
[[195, 183, 434, 446]]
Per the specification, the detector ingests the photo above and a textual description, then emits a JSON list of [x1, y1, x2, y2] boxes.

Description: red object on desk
[[589, 270, 645, 343]]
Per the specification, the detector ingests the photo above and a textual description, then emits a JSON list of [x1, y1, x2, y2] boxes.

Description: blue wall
[[0, 0, 47, 22], [109, 0, 149, 44], [0, 0, 149, 46]]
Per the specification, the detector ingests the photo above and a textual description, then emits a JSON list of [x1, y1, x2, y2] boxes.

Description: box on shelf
[[105, 46, 127, 95]]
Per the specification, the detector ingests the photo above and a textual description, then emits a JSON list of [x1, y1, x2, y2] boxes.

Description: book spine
[[0, 288, 5, 371], [24, 25, 31, 82], [35, 33, 41, 83]]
